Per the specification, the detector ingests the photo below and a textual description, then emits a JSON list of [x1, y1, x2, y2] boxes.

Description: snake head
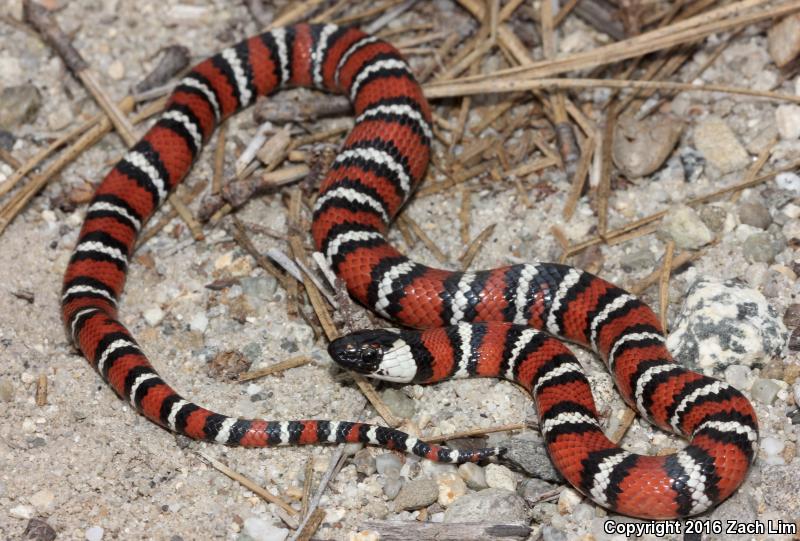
[[328, 329, 416, 383]]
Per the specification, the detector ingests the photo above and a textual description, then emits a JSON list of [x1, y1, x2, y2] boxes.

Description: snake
[[61, 23, 758, 519]]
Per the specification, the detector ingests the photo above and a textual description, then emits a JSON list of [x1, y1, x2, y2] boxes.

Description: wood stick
[[658, 240, 676, 332], [423, 77, 800, 104], [197, 451, 297, 515], [238, 356, 312, 382], [361, 521, 531, 540], [423, 422, 528, 443], [0, 98, 136, 235]]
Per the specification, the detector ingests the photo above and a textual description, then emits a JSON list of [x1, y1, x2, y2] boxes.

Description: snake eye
[[361, 346, 381, 368]]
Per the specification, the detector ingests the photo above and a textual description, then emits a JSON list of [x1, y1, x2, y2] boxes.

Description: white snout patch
[[372, 338, 417, 383]]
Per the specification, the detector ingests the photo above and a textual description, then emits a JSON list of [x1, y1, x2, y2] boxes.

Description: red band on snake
[[62, 23, 758, 519]]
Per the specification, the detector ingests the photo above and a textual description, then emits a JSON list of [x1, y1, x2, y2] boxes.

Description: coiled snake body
[[62, 24, 758, 519]]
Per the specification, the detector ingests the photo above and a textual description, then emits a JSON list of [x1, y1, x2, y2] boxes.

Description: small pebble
[[776, 172, 800, 194], [443, 488, 527, 523], [107, 60, 125, 80], [436, 472, 466, 506], [693, 116, 750, 174], [378, 388, 416, 419], [393, 477, 438, 510], [30, 488, 55, 511], [484, 463, 516, 492], [0, 84, 42, 129], [353, 448, 376, 476], [725, 364, 755, 391], [375, 452, 402, 476], [143, 306, 164, 326], [768, 14, 800, 67], [743, 231, 782, 263], [662, 205, 713, 250], [738, 202, 772, 229], [0, 377, 13, 402], [10, 504, 34, 519], [190, 313, 208, 333], [242, 517, 288, 541], [517, 478, 556, 504], [557, 487, 583, 514], [383, 476, 403, 500], [457, 462, 488, 490], [85, 526, 104, 541], [775, 104, 800, 139], [541, 525, 567, 541], [751, 378, 782, 404]]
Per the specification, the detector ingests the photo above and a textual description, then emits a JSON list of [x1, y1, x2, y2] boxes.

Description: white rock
[[107, 60, 125, 80], [143, 306, 164, 326], [667, 279, 788, 370], [190, 313, 208, 333], [243, 517, 289, 541], [437, 472, 466, 507], [693, 117, 750, 174], [30, 488, 55, 511], [458, 462, 488, 490], [761, 436, 785, 457], [775, 105, 800, 139], [662, 205, 713, 250], [485, 463, 516, 491], [725, 364, 755, 391], [85, 526, 104, 541], [793, 380, 800, 406], [10, 504, 34, 519], [776, 172, 800, 194], [557, 487, 583, 514]]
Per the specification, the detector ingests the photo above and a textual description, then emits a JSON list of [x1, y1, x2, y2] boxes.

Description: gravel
[[1, 2, 796, 540]]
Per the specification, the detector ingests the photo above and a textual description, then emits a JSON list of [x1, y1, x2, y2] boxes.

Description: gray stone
[[240, 276, 278, 301], [751, 378, 782, 404], [761, 463, 800, 515], [353, 448, 376, 476], [737, 202, 771, 229], [612, 114, 683, 177], [699, 205, 729, 233], [375, 452, 402, 476], [775, 104, 800, 139], [666, 278, 788, 373], [679, 147, 705, 183], [393, 477, 438, 510], [742, 231, 782, 263], [458, 462, 488, 490], [662, 205, 714, 250], [0, 84, 42, 129], [379, 388, 416, 419], [693, 117, 750, 174], [383, 476, 403, 500], [619, 248, 654, 272], [776, 172, 800, 194], [541, 525, 567, 541], [0, 377, 13, 402], [517, 478, 557, 504], [768, 14, 800, 67], [499, 432, 562, 482], [443, 488, 527, 523]]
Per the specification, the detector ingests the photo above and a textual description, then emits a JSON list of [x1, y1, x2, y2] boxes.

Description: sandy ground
[[1, 1, 799, 540]]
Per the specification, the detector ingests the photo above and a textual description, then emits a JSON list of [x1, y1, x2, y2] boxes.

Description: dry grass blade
[[422, 422, 529, 443], [238, 356, 312, 382], [196, 451, 297, 515], [460, 223, 496, 270], [36, 374, 47, 406], [0, 98, 136, 236], [294, 507, 325, 541], [658, 240, 676, 332], [398, 214, 449, 264], [630, 249, 708, 295], [563, 137, 596, 220], [424, 77, 800, 104]]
